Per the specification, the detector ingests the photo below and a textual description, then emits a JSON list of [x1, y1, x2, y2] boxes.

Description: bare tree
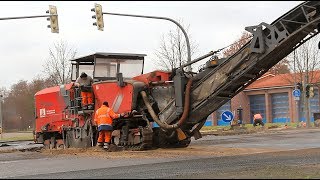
[[43, 40, 77, 85], [223, 31, 290, 75], [3, 80, 29, 130], [0, 87, 8, 98], [268, 58, 290, 75], [2, 76, 52, 130], [223, 31, 252, 58], [154, 19, 198, 71], [287, 34, 320, 84], [284, 34, 320, 127]]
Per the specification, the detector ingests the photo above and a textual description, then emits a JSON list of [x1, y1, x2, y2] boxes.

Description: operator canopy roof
[[70, 52, 146, 63]]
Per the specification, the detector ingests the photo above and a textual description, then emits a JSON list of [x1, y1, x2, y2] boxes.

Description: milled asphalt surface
[[194, 128, 320, 150], [0, 128, 320, 179], [0, 127, 304, 152], [11, 148, 320, 179]]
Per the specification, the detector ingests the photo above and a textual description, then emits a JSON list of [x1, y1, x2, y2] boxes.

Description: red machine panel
[[34, 83, 73, 133], [133, 70, 171, 85], [92, 82, 134, 113]]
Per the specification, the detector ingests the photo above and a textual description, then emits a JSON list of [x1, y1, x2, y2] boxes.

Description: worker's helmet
[[80, 72, 88, 78]]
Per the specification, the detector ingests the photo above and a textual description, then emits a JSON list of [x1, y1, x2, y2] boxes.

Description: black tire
[[153, 128, 191, 148], [170, 137, 191, 148]]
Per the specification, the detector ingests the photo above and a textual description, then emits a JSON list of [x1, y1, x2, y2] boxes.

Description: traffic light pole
[[305, 48, 311, 128], [0, 5, 59, 33], [303, 75, 311, 128], [0, 15, 52, 21], [102, 12, 192, 72], [0, 95, 3, 139]]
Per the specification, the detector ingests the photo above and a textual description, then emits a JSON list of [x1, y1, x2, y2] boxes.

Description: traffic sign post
[[221, 110, 234, 123], [292, 89, 301, 101]]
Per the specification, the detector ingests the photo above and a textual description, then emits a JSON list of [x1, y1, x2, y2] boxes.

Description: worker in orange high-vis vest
[[253, 112, 265, 127], [94, 101, 126, 150], [75, 72, 94, 110]]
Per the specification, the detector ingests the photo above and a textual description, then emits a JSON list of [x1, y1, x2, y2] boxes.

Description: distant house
[[205, 71, 320, 126]]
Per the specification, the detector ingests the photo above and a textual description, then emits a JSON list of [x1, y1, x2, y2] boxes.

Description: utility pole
[[0, 95, 3, 139]]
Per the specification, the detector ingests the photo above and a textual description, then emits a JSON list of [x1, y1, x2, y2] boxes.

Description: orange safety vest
[[94, 105, 120, 126], [254, 113, 263, 120]]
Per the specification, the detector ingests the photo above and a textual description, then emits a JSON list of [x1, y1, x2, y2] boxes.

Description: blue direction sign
[[292, 89, 301, 97], [221, 110, 234, 122]]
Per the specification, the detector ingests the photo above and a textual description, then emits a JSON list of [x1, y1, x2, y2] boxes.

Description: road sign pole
[[292, 89, 301, 123], [0, 95, 3, 139]]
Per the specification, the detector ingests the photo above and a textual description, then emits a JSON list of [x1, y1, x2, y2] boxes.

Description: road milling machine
[[34, 1, 320, 150]]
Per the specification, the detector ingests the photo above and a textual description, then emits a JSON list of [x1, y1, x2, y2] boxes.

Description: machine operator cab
[[70, 52, 146, 112]]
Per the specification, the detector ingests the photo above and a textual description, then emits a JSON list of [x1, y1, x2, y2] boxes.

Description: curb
[[200, 127, 288, 136]]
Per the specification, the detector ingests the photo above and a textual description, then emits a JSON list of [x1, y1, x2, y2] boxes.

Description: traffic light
[[91, 3, 104, 31], [295, 82, 302, 90], [46, 5, 59, 33], [309, 86, 314, 98], [306, 84, 310, 98]]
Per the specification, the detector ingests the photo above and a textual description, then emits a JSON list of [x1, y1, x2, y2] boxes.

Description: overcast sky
[[0, 1, 303, 89]]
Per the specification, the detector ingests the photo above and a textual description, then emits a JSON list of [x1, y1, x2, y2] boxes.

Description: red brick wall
[[231, 91, 251, 124]]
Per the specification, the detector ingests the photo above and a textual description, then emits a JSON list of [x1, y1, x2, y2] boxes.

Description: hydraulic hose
[[141, 78, 193, 130]]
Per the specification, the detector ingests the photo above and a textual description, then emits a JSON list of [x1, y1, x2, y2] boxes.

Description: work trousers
[[81, 91, 93, 105], [97, 130, 112, 144], [253, 119, 264, 127]]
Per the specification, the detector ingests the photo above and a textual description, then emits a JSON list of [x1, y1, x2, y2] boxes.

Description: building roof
[[245, 70, 320, 90]]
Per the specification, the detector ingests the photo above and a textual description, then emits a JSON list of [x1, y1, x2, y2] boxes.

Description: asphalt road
[[1, 128, 320, 179]]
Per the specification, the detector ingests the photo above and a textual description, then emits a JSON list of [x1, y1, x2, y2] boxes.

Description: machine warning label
[[46, 110, 56, 115], [40, 108, 46, 118]]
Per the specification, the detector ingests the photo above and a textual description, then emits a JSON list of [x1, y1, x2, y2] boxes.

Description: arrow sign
[[221, 110, 234, 122]]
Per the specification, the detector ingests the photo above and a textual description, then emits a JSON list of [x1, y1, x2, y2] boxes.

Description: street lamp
[[91, 3, 192, 72]]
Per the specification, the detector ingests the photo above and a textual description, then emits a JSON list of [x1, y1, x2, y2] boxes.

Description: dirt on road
[[40, 144, 280, 160], [39, 126, 296, 159]]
